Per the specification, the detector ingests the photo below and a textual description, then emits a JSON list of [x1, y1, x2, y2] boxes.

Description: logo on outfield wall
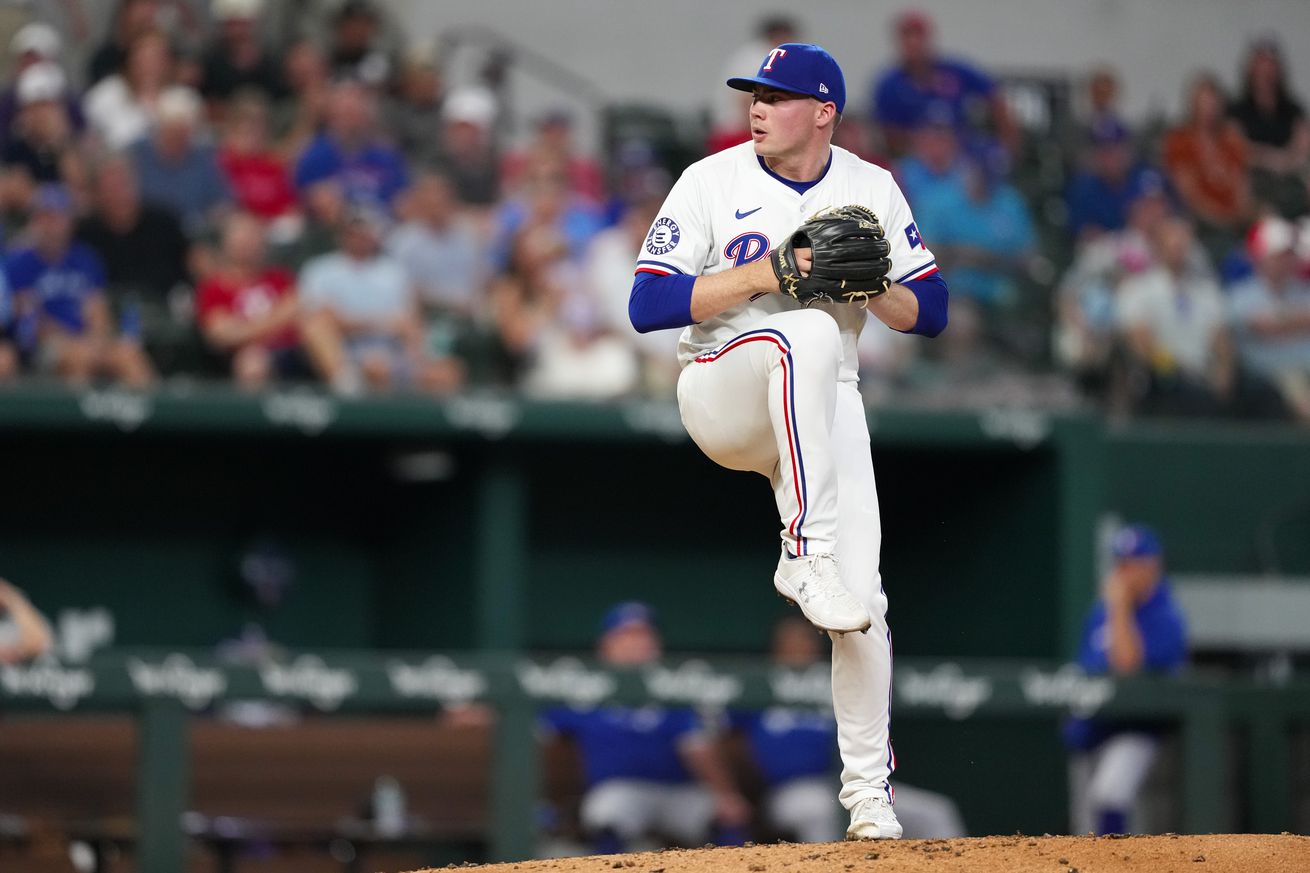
[[978, 408, 1050, 449], [769, 665, 833, 707], [896, 663, 993, 720], [263, 392, 338, 435], [445, 396, 520, 438], [644, 660, 742, 707], [620, 401, 689, 443], [127, 654, 227, 710], [1020, 664, 1115, 716], [79, 390, 153, 432], [387, 657, 487, 703], [0, 660, 95, 710], [259, 656, 358, 711], [516, 658, 617, 706]]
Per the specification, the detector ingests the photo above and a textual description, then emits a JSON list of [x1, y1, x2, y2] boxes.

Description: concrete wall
[[397, 0, 1310, 127]]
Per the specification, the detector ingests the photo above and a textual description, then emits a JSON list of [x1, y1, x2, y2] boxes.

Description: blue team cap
[[33, 183, 73, 214], [599, 601, 656, 637], [1111, 524, 1162, 560], [727, 43, 846, 114]]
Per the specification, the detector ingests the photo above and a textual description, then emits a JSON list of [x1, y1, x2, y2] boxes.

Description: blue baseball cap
[[599, 601, 656, 637], [727, 43, 846, 114], [1111, 524, 1162, 560]]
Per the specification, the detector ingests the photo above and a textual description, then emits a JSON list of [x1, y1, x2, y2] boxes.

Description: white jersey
[[635, 142, 939, 381]]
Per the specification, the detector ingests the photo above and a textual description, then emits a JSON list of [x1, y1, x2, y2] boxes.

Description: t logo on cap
[[725, 42, 847, 114]]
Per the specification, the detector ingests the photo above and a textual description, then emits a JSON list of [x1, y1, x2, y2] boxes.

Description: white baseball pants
[[677, 309, 896, 810]]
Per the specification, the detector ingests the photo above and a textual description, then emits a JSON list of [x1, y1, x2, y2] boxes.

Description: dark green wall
[[1105, 425, 1310, 575], [6, 416, 1306, 662]]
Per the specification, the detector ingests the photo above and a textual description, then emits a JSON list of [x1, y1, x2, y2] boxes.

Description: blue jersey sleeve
[[629, 271, 695, 333], [872, 70, 915, 128], [378, 149, 410, 205], [666, 707, 705, 742], [898, 273, 949, 338], [539, 705, 578, 737], [1076, 606, 1109, 673], [953, 60, 995, 98], [1141, 604, 1188, 671], [72, 244, 106, 289], [294, 137, 339, 190], [5, 250, 40, 292]]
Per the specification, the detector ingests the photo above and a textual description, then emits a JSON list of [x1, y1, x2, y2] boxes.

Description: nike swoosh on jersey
[[735, 206, 763, 219]]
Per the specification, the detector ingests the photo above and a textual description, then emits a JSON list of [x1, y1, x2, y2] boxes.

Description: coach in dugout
[[1064, 524, 1188, 836], [539, 602, 749, 854]]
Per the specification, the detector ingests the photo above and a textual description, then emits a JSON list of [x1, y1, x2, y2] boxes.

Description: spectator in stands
[[869, 10, 1017, 155], [197, 211, 302, 390], [76, 154, 191, 306], [1072, 66, 1128, 153], [488, 168, 603, 387], [0, 23, 85, 151], [520, 280, 642, 401], [1164, 75, 1251, 253], [584, 169, 681, 395], [386, 171, 486, 352], [199, 0, 287, 107], [1055, 186, 1174, 391], [502, 111, 605, 205], [914, 147, 1035, 313], [1065, 524, 1186, 836], [1228, 216, 1310, 422], [274, 38, 331, 163], [86, 0, 164, 86], [381, 39, 445, 169], [1229, 38, 1310, 219], [708, 15, 798, 154], [326, 0, 393, 88], [0, 578, 54, 664], [434, 88, 500, 209], [1116, 218, 1236, 417], [128, 85, 232, 238], [894, 106, 967, 204], [269, 173, 343, 272], [1066, 119, 1166, 240], [298, 207, 461, 395], [0, 269, 16, 381], [2, 62, 88, 220], [216, 92, 298, 226], [83, 28, 176, 151], [5, 184, 153, 386], [540, 602, 749, 854], [294, 79, 408, 214]]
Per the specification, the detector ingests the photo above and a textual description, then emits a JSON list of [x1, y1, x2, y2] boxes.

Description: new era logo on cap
[[725, 42, 847, 114]]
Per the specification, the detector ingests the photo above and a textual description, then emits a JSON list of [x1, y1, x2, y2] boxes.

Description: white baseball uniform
[[634, 141, 940, 811]]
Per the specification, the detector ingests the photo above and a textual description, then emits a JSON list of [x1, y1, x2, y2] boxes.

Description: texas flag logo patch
[[905, 222, 925, 250]]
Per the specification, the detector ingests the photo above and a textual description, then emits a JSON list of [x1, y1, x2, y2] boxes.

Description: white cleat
[[845, 797, 903, 840], [773, 551, 872, 635]]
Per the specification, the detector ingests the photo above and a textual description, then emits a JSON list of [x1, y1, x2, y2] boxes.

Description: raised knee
[[776, 310, 841, 359]]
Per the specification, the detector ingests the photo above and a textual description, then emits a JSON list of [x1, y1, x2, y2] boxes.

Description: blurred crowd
[[1, 2, 1309, 423]]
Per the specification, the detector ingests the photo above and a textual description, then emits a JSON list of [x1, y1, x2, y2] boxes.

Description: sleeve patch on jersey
[[904, 222, 925, 249], [645, 217, 681, 256]]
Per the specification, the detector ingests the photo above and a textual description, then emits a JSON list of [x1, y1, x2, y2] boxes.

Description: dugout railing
[[2, 651, 1305, 872]]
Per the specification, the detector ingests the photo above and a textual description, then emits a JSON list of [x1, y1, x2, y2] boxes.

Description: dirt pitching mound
[[410, 833, 1308, 873]]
